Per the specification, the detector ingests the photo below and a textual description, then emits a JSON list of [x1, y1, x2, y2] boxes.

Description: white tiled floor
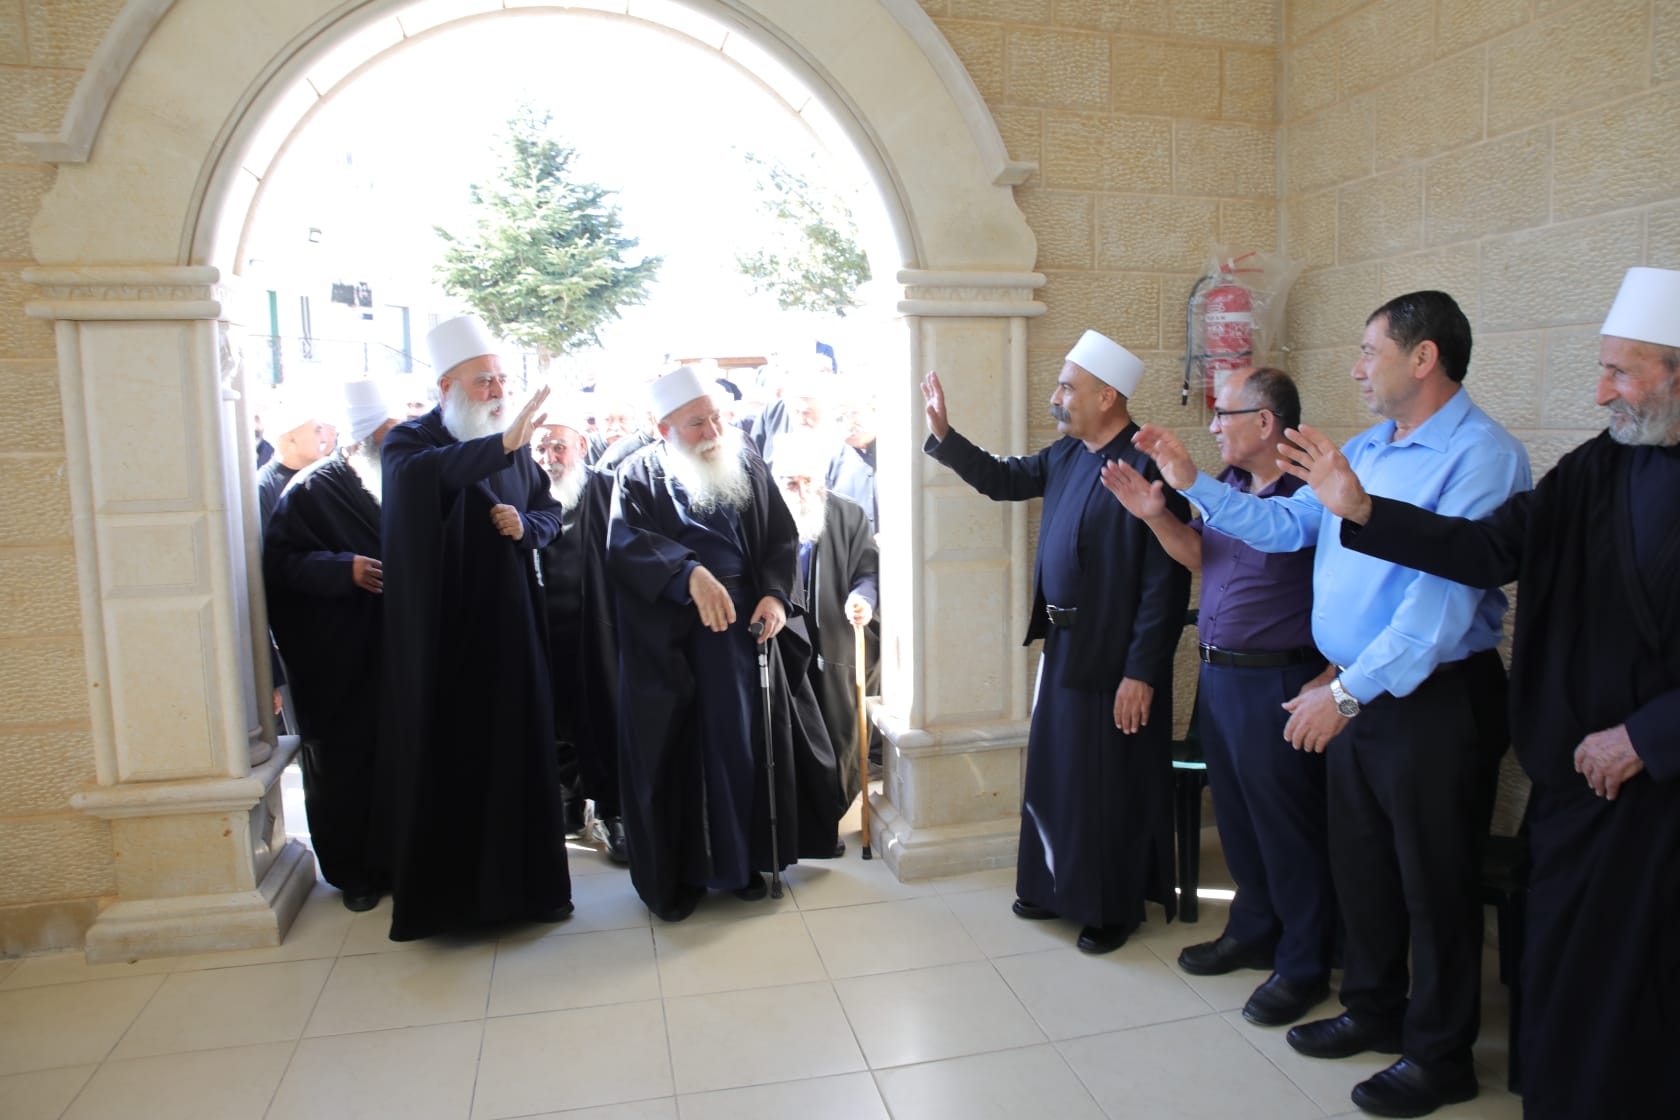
[[0, 778, 1523, 1119]]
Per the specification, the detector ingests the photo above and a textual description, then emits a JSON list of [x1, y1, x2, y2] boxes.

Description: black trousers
[[1327, 650, 1506, 1069]]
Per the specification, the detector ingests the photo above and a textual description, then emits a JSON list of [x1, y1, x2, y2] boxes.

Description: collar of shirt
[[1350, 385, 1470, 457]]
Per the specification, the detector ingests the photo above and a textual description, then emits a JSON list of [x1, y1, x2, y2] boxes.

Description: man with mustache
[[264, 377, 399, 912], [922, 330, 1191, 954], [608, 365, 840, 922], [1131, 292, 1530, 1117], [534, 406, 627, 863], [374, 314, 572, 941], [1277, 266, 1680, 1118]]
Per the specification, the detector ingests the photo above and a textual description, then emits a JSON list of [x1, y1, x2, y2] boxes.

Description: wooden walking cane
[[853, 618, 872, 860]]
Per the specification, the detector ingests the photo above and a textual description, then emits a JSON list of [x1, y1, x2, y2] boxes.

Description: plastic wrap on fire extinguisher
[[1183, 245, 1304, 412]]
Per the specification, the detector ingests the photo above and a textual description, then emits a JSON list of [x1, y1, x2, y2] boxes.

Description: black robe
[[1343, 432, 1680, 1118], [262, 455, 382, 892], [927, 426, 1190, 929], [375, 407, 570, 941], [608, 441, 840, 920], [538, 467, 621, 818], [802, 492, 880, 810]]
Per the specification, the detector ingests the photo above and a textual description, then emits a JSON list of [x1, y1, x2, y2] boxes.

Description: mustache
[[1049, 403, 1071, 423]]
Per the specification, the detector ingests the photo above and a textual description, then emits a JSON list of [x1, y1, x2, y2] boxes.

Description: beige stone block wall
[[1283, 0, 1680, 463], [0, 0, 112, 953]]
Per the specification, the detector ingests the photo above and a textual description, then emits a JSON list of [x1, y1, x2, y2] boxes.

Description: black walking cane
[[748, 620, 784, 899]]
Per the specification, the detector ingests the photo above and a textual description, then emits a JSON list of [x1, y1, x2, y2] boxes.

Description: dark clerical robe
[[1343, 432, 1680, 1118], [376, 408, 570, 941], [928, 426, 1190, 931], [609, 441, 840, 921], [801, 492, 880, 809], [538, 467, 621, 819], [263, 455, 383, 894]]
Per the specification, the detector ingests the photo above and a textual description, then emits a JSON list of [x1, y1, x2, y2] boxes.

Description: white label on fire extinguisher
[[1205, 310, 1253, 324]]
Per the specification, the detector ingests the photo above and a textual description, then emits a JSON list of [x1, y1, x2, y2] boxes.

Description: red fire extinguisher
[[1185, 255, 1259, 409]]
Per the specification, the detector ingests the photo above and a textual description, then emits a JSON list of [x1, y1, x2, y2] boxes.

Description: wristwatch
[[1329, 676, 1361, 718]]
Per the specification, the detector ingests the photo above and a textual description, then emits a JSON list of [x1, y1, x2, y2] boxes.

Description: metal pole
[[749, 620, 783, 898]]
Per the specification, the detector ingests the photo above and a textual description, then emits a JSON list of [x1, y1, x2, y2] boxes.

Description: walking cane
[[853, 619, 873, 860], [748, 620, 784, 899]]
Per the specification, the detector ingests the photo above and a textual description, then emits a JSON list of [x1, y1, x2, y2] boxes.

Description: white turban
[[649, 365, 711, 421], [1601, 267, 1680, 349], [1065, 329, 1145, 396], [425, 314, 498, 378], [341, 379, 391, 444]]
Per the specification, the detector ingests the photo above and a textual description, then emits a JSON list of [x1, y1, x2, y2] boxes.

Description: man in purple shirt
[[1103, 366, 1334, 1026]]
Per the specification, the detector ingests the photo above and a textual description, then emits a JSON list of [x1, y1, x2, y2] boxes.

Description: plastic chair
[[1172, 701, 1209, 921]]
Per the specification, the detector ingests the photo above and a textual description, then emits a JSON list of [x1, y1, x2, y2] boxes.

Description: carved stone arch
[[25, 0, 1046, 959]]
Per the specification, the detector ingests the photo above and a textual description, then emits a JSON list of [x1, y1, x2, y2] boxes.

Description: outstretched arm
[[1100, 458, 1203, 571]]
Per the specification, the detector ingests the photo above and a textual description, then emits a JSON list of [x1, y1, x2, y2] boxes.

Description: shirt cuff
[[1181, 472, 1224, 518], [1337, 666, 1381, 706]]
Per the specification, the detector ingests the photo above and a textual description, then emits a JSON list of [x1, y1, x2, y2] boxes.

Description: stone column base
[[867, 793, 1020, 881]]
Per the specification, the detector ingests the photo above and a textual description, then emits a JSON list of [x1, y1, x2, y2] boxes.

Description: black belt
[[1046, 605, 1078, 628], [1200, 642, 1320, 669]]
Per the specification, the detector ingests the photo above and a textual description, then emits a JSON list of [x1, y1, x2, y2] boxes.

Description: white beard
[[1607, 380, 1680, 447], [787, 487, 828, 544], [441, 390, 508, 442], [666, 427, 752, 513], [546, 460, 589, 513], [347, 442, 383, 504]]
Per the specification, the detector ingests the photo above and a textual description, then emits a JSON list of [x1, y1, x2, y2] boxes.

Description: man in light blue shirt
[[1132, 291, 1530, 1119]]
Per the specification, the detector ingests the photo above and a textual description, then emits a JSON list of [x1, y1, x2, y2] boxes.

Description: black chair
[[1171, 700, 1209, 922], [1481, 829, 1528, 1094]]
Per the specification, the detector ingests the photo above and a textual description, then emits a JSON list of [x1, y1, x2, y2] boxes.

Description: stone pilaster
[[24, 265, 312, 962], [869, 268, 1044, 879]]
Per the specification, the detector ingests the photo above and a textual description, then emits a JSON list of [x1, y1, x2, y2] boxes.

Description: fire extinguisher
[[1185, 256, 1258, 408]]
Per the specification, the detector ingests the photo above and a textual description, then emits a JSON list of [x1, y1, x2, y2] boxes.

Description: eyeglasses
[[1212, 407, 1267, 422]]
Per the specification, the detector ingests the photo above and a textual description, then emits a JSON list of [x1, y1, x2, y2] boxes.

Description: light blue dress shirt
[[1182, 387, 1532, 703]]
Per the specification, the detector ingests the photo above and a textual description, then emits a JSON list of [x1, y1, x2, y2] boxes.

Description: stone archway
[[24, 0, 1046, 961]]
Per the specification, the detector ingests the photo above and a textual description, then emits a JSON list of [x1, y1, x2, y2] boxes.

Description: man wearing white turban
[[1281, 267, 1680, 1117]]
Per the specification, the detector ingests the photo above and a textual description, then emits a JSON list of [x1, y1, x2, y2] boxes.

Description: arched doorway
[[25, 0, 1046, 960]]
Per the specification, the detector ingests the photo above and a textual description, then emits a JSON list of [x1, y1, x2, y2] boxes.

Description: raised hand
[[1278, 425, 1372, 524], [502, 384, 552, 454], [921, 370, 950, 442], [1130, 425, 1198, 491], [1099, 458, 1167, 521]]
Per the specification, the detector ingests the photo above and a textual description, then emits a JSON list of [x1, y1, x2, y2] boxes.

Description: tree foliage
[[435, 106, 660, 362], [735, 153, 872, 318]]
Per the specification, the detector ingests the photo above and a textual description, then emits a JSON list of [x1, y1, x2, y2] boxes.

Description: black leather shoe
[[604, 817, 629, 864], [1176, 935, 1275, 976], [1242, 973, 1330, 1026], [1012, 898, 1058, 920], [1076, 924, 1131, 954], [532, 901, 575, 923], [341, 888, 381, 913], [734, 875, 768, 901], [831, 840, 847, 858], [1350, 1057, 1478, 1118], [1287, 1012, 1403, 1060]]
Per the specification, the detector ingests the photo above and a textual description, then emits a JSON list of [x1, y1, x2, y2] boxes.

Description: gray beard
[[666, 430, 752, 514], [347, 443, 382, 504], [790, 488, 828, 544], [1607, 387, 1680, 447], [547, 462, 588, 513], [441, 390, 508, 443]]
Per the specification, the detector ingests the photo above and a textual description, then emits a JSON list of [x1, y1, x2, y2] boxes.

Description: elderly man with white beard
[[374, 314, 573, 941], [534, 407, 628, 863], [608, 366, 842, 922], [772, 433, 880, 815], [264, 378, 398, 911]]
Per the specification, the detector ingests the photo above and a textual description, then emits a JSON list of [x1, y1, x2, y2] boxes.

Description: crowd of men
[[257, 260, 1678, 1118], [259, 317, 882, 936]]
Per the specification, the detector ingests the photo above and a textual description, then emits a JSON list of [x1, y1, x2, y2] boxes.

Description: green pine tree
[[435, 107, 661, 368], [735, 153, 872, 318]]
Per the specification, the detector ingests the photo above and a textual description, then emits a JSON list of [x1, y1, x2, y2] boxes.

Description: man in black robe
[[609, 366, 840, 922], [922, 329, 1190, 954], [263, 379, 396, 911], [1279, 266, 1680, 1118], [375, 314, 571, 941], [534, 410, 627, 862], [772, 434, 880, 811]]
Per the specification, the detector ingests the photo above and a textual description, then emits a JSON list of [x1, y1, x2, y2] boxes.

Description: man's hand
[[502, 384, 552, 454], [1100, 458, 1167, 521], [1278, 424, 1373, 524], [1130, 425, 1198, 491], [1298, 662, 1336, 697], [351, 555, 383, 594], [689, 566, 736, 633], [845, 593, 873, 627], [1574, 724, 1644, 800], [1113, 677, 1154, 735], [749, 596, 787, 643], [921, 370, 950, 442], [490, 503, 524, 541], [1281, 684, 1350, 752]]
